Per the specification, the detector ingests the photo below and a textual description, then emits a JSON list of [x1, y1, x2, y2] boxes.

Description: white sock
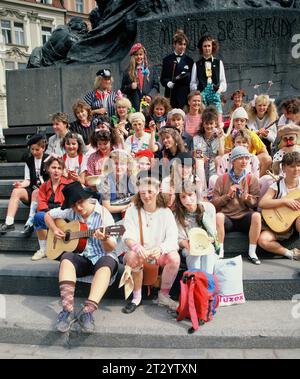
[[284, 249, 293, 260], [219, 244, 224, 258], [29, 201, 38, 220], [5, 216, 14, 226], [38, 239, 47, 252], [132, 289, 142, 306], [248, 244, 259, 259]]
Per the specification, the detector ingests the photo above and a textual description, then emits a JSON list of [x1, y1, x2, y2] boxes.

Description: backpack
[[176, 271, 219, 334]]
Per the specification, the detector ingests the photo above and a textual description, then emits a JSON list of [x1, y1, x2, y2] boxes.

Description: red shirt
[[38, 176, 72, 212]]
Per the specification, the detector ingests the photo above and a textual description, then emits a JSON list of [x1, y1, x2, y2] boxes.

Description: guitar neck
[[70, 227, 104, 241]]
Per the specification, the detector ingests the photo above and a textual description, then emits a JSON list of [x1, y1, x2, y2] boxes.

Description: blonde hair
[[115, 97, 132, 112], [103, 150, 136, 177], [247, 94, 278, 123], [128, 45, 149, 82], [93, 75, 113, 91]]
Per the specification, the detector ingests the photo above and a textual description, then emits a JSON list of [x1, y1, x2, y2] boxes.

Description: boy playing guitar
[[258, 152, 300, 260], [45, 181, 121, 334]]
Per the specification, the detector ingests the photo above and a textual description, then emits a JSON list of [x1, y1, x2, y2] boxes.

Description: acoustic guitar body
[[46, 219, 87, 260], [262, 189, 300, 233]]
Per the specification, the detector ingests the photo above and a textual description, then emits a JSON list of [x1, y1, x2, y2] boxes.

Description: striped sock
[[83, 299, 98, 314], [59, 281, 75, 313]]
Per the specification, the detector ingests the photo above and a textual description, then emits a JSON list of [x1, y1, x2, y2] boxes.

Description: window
[[39, 0, 53, 4], [14, 22, 25, 45], [18, 63, 27, 70], [76, 0, 84, 13], [5, 61, 15, 70], [41, 26, 52, 44], [1, 20, 12, 44]]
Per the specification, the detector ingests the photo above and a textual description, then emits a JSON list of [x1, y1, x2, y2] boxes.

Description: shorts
[[34, 211, 48, 231], [20, 187, 34, 206], [224, 212, 254, 234], [261, 219, 295, 241], [60, 253, 118, 278]]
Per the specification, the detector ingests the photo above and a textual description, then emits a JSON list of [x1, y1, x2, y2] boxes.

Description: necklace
[[143, 209, 153, 228]]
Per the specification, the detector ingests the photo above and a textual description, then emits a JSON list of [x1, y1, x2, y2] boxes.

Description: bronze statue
[[27, 17, 88, 68], [27, 0, 299, 68]]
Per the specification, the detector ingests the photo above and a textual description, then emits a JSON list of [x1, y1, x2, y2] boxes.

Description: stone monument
[[6, 0, 300, 126]]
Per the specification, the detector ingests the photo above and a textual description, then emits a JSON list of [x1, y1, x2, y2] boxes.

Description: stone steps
[[0, 180, 14, 198], [0, 201, 29, 223], [0, 163, 24, 179], [0, 253, 299, 300], [0, 295, 299, 349]]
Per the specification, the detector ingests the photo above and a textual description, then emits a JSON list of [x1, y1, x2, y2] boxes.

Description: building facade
[[63, 0, 95, 25]]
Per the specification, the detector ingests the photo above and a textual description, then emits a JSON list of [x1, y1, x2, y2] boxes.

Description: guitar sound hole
[[64, 231, 71, 242]]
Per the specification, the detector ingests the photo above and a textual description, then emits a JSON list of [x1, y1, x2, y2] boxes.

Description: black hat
[[173, 152, 195, 166], [61, 182, 92, 210], [96, 68, 112, 78], [27, 134, 45, 146]]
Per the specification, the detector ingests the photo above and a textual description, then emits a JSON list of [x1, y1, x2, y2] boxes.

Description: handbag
[[138, 208, 160, 287]]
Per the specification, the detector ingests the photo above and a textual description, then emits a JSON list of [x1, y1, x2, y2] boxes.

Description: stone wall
[[6, 7, 300, 127], [138, 8, 300, 103]]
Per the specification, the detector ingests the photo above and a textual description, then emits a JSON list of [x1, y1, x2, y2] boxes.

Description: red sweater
[[38, 177, 72, 212]]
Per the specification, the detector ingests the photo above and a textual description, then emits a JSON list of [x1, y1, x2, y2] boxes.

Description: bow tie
[[175, 54, 183, 58], [203, 57, 213, 62]]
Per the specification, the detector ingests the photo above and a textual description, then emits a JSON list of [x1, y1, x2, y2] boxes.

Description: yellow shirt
[[225, 130, 265, 155]]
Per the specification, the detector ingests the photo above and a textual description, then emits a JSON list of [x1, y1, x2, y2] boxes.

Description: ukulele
[[262, 189, 300, 233], [46, 219, 125, 260]]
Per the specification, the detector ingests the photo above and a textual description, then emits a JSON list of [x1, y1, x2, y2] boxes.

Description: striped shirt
[[49, 200, 118, 282], [83, 90, 118, 118], [87, 150, 110, 176]]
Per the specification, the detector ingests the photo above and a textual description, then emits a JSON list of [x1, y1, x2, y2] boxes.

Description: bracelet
[[131, 244, 142, 254]]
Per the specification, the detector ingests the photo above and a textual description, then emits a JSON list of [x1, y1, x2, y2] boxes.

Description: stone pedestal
[[6, 7, 300, 127]]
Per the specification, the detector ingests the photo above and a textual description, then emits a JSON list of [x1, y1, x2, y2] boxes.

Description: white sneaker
[[31, 249, 46, 261], [292, 248, 300, 261], [155, 292, 178, 311]]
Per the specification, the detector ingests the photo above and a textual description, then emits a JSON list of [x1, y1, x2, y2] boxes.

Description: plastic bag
[[214, 255, 245, 306]]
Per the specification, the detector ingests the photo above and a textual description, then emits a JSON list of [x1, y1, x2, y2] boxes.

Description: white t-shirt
[[64, 155, 88, 175], [124, 133, 151, 154], [270, 179, 300, 198], [24, 158, 42, 181], [122, 205, 179, 254]]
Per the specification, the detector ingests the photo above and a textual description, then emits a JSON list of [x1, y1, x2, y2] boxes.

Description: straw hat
[[188, 228, 213, 256]]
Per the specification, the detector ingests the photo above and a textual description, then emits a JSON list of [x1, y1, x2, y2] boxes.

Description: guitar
[[46, 219, 125, 260], [262, 189, 300, 233]]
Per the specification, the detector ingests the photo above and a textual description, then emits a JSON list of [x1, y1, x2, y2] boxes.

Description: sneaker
[[76, 310, 95, 333], [56, 310, 75, 333], [155, 292, 178, 311], [0, 223, 15, 235], [31, 249, 46, 261], [292, 248, 300, 261], [22, 224, 34, 238]]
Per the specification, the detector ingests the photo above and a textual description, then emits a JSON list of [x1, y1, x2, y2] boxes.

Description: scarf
[[228, 168, 247, 185], [95, 89, 111, 101], [152, 114, 167, 124]]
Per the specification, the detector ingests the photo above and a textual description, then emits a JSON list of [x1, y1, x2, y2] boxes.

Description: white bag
[[214, 255, 245, 307]]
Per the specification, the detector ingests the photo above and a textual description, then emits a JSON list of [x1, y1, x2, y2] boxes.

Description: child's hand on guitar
[[94, 229, 110, 241], [53, 228, 65, 240], [283, 198, 300, 211]]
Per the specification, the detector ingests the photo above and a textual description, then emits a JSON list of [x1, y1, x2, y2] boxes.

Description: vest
[[25, 154, 49, 189], [196, 57, 220, 92]]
